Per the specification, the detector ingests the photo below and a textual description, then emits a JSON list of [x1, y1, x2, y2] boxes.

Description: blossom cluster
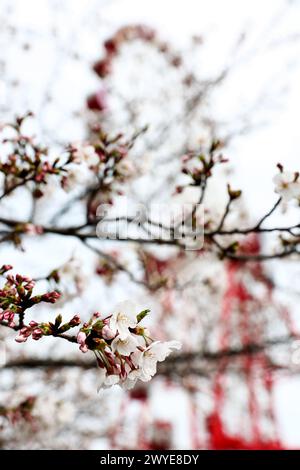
[[176, 142, 228, 193], [0, 268, 180, 392], [61, 129, 137, 205], [15, 313, 80, 343], [0, 114, 138, 205], [0, 115, 75, 198], [273, 165, 300, 202], [76, 300, 181, 390], [0, 265, 60, 328]]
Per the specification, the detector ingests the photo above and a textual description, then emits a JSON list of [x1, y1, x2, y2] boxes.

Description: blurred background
[[1, 0, 300, 449]]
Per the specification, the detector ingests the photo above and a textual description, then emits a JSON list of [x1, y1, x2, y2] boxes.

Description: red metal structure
[[207, 235, 294, 449]]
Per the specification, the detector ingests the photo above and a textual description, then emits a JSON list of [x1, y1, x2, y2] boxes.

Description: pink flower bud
[[69, 314, 81, 326], [77, 331, 86, 343], [80, 344, 88, 353], [42, 291, 61, 303], [15, 326, 31, 343], [1, 264, 12, 273], [15, 334, 28, 343], [77, 331, 88, 353], [102, 325, 115, 340], [32, 328, 43, 340], [25, 281, 35, 290], [3, 310, 14, 321]]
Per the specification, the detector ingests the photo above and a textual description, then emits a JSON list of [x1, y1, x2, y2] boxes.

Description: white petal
[[111, 334, 138, 356], [143, 357, 158, 376], [104, 374, 120, 387], [118, 323, 132, 340], [97, 368, 107, 392], [149, 340, 181, 361]]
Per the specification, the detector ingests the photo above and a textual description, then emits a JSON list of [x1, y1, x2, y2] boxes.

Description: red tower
[[207, 234, 295, 449]]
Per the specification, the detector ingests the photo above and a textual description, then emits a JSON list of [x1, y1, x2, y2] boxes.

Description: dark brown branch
[[2, 335, 295, 374], [254, 197, 282, 229], [0, 177, 35, 201], [1, 200, 300, 262]]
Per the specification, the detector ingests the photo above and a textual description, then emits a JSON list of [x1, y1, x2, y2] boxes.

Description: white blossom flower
[[111, 334, 139, 356], [273, 171, 300, 202], [95, 302, 181, 391], [97, 368, 120, 391], [73, 143, 99, 166], [116, 158, 136, 179], [64, 164, 95, 192], [122, 369, 141, 390], [132, 340, 182, 382], [109, 300, 138, 339]]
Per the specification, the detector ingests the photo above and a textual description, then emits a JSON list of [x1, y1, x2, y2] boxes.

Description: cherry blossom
[[273, 170, 300, 202], [132, 341, 182, 382], [109, 300, 139, 339], [97, 368, 120, 390], [62, 164, 96, 192], [67, 301, 182, 390], [115, 158, 136, 180], [94, 335, 182, 391], [111, 334, 139, 356], [71, 143, 99, 167], [122, 368, 141, 390]]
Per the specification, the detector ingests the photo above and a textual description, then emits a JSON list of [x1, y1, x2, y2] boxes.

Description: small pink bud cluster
[[0, 271, 35, 327], [0, 115, 84, 199], [0, 267, 61, 331], [40, 291, 61, 304], [15, 321, 43, 343], [64, 130, 137, 219], [22, 223, 44, 235], [0, 309, 15, 328], [0, 264, 13, 275], [61, 130, 136, 199], [177, 144, 227, 192], [15, 314, 81, 344], [69, 314, 81, 326]]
